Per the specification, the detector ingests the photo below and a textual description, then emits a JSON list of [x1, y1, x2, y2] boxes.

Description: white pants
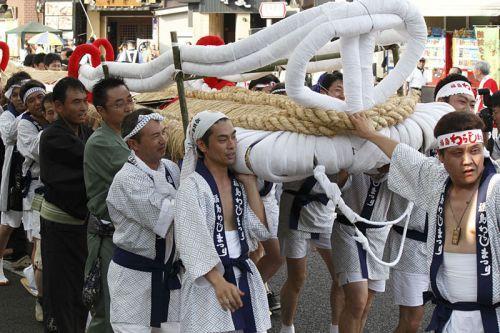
[[112, 322, 180, 333], [280, 234, 331, 259], [1, 210, 23, 228], [337, 271, 386, 293], [391, 270, 429, 307]]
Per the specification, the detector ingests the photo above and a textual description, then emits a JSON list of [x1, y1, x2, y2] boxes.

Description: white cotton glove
[[352, 228, 370, 251], [313, 165, 341, 206], [152, 172, 177, 198]]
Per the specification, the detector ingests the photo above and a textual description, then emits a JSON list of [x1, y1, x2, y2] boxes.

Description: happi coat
[[106, 154, 181, 327], [388, 143, 500, 332], [174, 161, 272, 333]]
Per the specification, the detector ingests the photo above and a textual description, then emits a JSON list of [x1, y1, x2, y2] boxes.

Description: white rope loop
[[313, 165, 413, 267]]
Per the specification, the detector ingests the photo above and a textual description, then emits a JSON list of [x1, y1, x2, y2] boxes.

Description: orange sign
[[95, 0, 142, 7]]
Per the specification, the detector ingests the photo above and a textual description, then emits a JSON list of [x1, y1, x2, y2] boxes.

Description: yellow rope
[[159, 87, 419, 159]]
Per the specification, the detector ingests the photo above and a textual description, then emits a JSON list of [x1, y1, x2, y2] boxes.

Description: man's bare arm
[[236, 174, 268, 228]]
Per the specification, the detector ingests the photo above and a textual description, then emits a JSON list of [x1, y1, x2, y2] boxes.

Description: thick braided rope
[[159, 87, 419, 159], [162, 87, 418, 135]]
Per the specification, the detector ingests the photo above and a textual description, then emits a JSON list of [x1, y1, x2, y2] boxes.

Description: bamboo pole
[[170, 31, 190, 134]]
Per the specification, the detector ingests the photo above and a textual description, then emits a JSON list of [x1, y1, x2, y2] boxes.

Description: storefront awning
[[411, 0, 500, 17]]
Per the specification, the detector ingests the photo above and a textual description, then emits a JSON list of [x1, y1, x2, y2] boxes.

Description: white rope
[[313, 165, 413, 267]]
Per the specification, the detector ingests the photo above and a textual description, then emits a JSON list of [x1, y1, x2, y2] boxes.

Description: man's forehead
[[211, 119, 234, 135], [446, 142, 483, 151], [27, 91, 45, 100], [460, 93, 475, 102]]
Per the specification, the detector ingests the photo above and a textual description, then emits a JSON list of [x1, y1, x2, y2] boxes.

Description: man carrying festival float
[[69, 1, 462, 332], [106, 109, 182, 333], [0, 72, 31, 286], [349, 110, 500, 333], [278, 171, 342, 333], [174, 111, 272, 333], [332, 169, 393, 333], [17, 80, 48, 321], [434, 74, 476, 113], [381, 72, 478, 333]]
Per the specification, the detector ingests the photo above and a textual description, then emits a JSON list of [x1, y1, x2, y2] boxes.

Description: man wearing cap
[[106, 108, 182, 333], [434, 74, 476, 112], [350, 111, 500, 333], [174, 111, 272, 333], [404, 58, 428, 96], [0, 72, 31, 286]]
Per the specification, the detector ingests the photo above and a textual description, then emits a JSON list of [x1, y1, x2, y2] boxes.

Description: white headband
[[437, 129, 483, 149], [254, 82, 276, 89], [22, 87, 46, 105], [435, 81, 474, 101], [271, 88, 286, 95], [180, 110, 228, 181], [4, 79, 30, 99], [123, 113, 164, 141]]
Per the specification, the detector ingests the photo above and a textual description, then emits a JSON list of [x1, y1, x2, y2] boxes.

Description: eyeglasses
[[110, 98, 135, 110]]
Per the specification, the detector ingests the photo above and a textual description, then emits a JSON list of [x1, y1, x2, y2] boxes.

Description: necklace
[[448, 188, 477, 245]]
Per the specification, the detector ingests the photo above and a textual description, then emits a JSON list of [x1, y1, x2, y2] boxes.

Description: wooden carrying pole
[[170, 31, 190, 134]]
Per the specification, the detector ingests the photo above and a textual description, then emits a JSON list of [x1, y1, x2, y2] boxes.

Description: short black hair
[[92, 77, 129, 109], [41, 92, 53, 113], [23, 54, 35, 67], [491, 91, 500, 108], [434, 74, 471, 101], [248, 74, 280, 90], [321, 71, 343, 90], [44, 53, 62, 67], [52, 77, 87, 104], [19, 80, 45, 103], [33, 53, 46, 66], [434, 112, 484, 152], [4, 71, 32, 93], [197, 118, 229, 156], [121, 108, 154, 142]]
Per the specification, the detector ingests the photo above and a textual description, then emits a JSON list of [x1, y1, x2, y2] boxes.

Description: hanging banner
[[475, 26, 499, 83]]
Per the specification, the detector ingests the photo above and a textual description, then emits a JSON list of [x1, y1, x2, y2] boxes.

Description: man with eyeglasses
[[83, 78, 134, 333]]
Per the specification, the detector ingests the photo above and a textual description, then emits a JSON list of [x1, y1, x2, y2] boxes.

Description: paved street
[[0, 252, 432, 333]]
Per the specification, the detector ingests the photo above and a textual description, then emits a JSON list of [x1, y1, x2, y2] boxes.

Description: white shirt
[[406, 68, 427, 89]]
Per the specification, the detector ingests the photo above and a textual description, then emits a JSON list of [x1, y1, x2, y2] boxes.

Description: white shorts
[[337, 272, 386, 293], [111, 322, 180, 333], [1, 210, 23, 228], [24, 210, 41, 241], [280, 234, 331, 259], [391, 270, 429, 307]]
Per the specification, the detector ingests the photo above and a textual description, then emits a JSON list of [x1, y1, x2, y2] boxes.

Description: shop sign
[[95, 0, 142, 7], [259, 2, 287, 19]]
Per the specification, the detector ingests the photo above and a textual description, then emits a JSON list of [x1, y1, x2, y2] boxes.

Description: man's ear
[[127, 138, 139, 152], [196, 138, 208, 154], [437, 150, 445, 163], [95, 105, 105, 116], [54, 99, 64, 115]]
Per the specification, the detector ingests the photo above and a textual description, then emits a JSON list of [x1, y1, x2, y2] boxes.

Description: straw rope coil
[[160, 87, 420, 159]]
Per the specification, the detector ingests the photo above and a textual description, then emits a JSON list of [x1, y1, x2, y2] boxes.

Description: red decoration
[[195, 35, 236, 90], [68, 44, 102, 102], [93, 38, 115, 61], [0, 42, 10, 72]]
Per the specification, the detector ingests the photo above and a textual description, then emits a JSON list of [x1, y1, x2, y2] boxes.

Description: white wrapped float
[[75, 0, 452, 267]]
